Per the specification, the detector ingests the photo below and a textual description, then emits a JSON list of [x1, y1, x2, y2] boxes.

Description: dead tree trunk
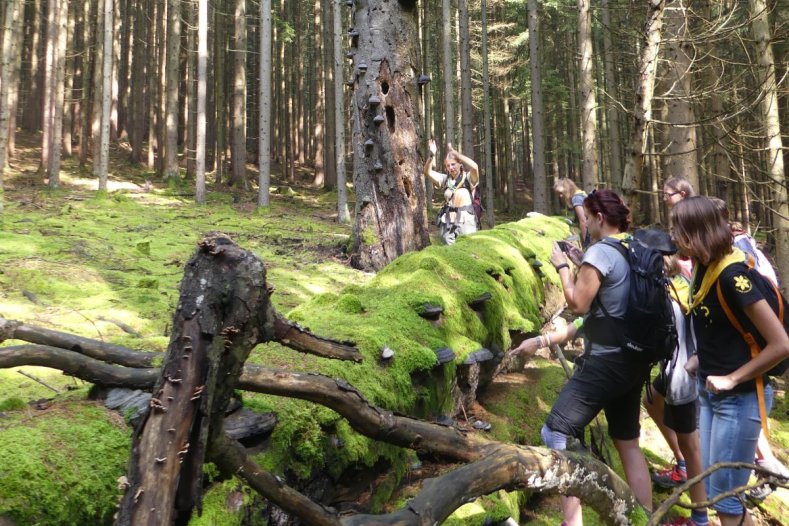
[[348, 0, 430, 271], [115, 233, 278, 525]]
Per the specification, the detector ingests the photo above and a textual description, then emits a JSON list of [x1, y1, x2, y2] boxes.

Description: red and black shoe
[[651, 463, 688, 489]]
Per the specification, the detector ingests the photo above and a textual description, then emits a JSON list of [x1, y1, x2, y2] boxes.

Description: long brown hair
[[671, 196, 733, 265], [554, 178, 580, 207]]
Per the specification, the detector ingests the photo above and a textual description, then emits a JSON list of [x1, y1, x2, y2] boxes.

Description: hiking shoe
[[748, 482, 774, 502], [757, 457, 789, 480], [651, 463, 688, 489]]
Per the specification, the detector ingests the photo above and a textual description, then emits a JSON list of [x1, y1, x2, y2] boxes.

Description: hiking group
[[509, 179, 789, 526]]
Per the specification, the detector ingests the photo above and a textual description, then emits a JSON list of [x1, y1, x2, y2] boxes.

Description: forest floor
[[1, 132, 789, 525]]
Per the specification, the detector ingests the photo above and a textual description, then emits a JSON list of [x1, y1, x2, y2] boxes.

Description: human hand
[[428, 138, 437, 156], [706, 374, 737, 394], [550, 243, 568, 269], [508, 336, 543, 358], [446, 142, 455, 153], [684, 354, 699, 377]]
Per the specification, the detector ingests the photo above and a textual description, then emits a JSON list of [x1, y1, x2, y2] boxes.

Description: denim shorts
[[545, 352, 650, 440], [698, 380, 773, 516]]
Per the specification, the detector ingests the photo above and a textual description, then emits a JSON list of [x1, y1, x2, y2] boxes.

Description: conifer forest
[[0, 1, 788, 525]]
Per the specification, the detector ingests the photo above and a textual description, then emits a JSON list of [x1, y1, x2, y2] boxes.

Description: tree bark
[[577, 0, 599, 192], [458, 0, 474, 157], [163, 0, 180, 181], [47, 0, 69, 187], [129, 0, 145, 163], [195, 0, 208, 204], [41, 0, 57, 176], [0, 0, 23, 194], [440, 0, 455, 147], [749, 0, 789, 295], [332, 0, 349, 222], [230, 0, 246, 189], [348, 0, 430, 271], [601, 0, 622, 190], [621, 0, 666, 219], [258, 0, 272, 207], [663, 0, 698, 189], [528, 0, 548, 213], [96, 0, 113, 191], [481, 0, 495, 227]]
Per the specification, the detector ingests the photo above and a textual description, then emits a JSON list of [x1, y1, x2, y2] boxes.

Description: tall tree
[[164, 0, 181, 181], [96, 0, 114, 191], [332, 0, 349, 222], [195, 0, 208, 204], [321, 0, 336, 189], [348, 0, 430, 270], [440, 0, 455, 146], [41, 0, 57, 175], [231, 0, 247, 189], [621, 0, 666, 220], [0, 0, 23, 207], [528, 0, 548, 213], [482, 0, 495, 227], [601, 0, 622, 187], [577, 0, 598, 191], [749, 0, 789, 293], [458, 0, 473, 156], [663, 0, 698, 188], [129, 0, 146, 163], [47, 0, 69, 187], [258, 0, 272, 207]]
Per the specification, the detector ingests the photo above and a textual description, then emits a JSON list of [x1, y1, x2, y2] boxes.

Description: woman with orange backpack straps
[[671, 196, 789, 526]]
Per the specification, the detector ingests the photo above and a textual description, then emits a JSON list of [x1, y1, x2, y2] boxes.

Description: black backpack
[[583, 233, 678, 364]]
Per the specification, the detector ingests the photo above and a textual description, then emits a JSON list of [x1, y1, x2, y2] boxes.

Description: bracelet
[[554, 263, 569, 272]]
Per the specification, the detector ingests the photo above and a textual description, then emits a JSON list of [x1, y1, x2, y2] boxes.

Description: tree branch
[[272, 313, 362, 362], [0, 345, 159, 388], [0, 316, 159, 367]]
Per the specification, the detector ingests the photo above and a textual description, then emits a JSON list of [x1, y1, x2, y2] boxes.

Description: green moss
[[0, 403, 130, 526], [0, 397, 26, 411], [337, 293, 365, 314]]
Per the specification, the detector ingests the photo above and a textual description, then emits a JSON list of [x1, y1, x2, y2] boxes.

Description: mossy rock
[[0, 402, 130, 526]]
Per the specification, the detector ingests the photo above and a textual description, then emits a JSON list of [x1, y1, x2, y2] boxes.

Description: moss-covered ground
[[1, 134, 788, 525]]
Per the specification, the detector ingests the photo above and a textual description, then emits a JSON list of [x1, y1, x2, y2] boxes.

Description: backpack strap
[[715, 277, 775, 440]]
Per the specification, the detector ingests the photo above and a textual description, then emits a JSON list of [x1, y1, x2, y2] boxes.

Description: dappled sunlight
[[59, 172, 146, 193]]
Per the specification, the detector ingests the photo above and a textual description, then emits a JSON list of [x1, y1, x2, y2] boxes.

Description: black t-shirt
[[691, 262, 765, 393]]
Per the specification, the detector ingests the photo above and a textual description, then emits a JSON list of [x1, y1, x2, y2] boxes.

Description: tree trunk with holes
[[348, 0, 430, 271]]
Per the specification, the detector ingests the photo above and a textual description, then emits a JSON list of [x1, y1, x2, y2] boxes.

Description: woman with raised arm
[[423, 138, 479, 245]]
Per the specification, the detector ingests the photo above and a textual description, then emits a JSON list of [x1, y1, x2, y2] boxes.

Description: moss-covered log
[[0, 343, 646, 525]]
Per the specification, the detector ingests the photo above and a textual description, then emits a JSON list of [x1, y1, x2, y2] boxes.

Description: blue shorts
[[698, 381, 773, 516]]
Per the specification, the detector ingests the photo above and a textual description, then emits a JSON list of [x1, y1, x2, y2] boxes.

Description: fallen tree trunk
[[1, 338, 646, 525]]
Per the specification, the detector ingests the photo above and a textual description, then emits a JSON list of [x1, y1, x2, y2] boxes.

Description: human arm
[[574, 205, 588, 244], [424, 139, 446, 188], [509, 320, 580, 357], [705, 299, 789, 393], [549, 243, 602, 314]]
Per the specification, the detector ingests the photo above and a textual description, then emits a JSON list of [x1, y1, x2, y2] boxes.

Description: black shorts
[[545, 352, 650, 441], [649, 376, 698, 435]]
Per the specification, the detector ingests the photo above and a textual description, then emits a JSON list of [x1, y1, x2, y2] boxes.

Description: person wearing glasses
[[663, 177, 695, 209]]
